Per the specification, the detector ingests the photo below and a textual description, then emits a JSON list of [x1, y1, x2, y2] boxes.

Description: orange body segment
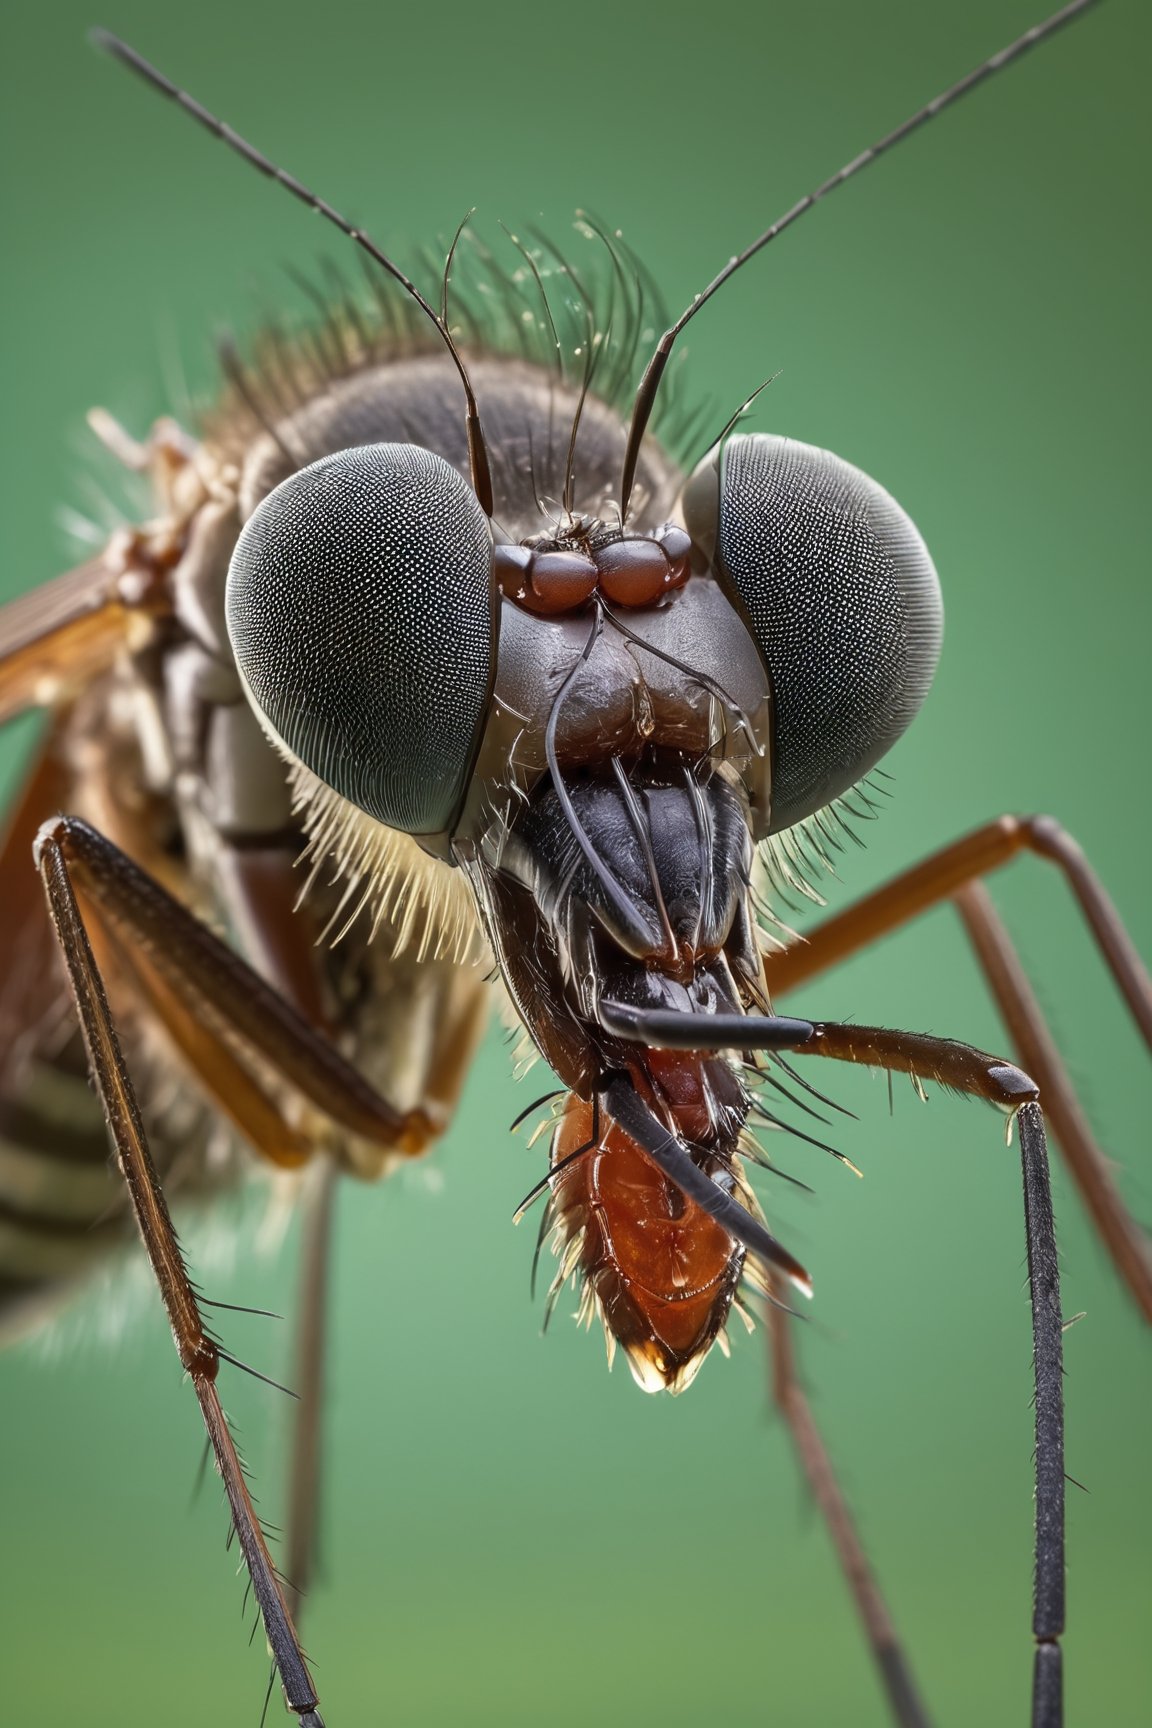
[[549, 1086, 748, 1393]]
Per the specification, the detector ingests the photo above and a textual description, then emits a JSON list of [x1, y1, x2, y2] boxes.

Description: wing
[[0, 550, 159, 728]]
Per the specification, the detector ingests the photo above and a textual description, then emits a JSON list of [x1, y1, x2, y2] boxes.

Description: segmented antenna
[[91, 28, 495, 517], [440, 208, 478, 354], [618, 0, 1101, 518]]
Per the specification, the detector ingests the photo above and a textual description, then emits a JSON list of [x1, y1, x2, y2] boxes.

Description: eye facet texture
[[690, 433, 942, 834], [227, 443, 495, 835]]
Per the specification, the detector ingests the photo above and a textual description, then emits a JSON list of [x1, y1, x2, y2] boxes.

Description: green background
[[1, 1, 1148, 1724]]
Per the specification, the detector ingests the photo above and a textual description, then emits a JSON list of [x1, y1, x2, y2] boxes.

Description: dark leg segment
[[761, 814, 1152, 1322], [767, 1302, 932, 1728], [603, 1008, 1067, 1727], [36, 829, 323, 1724], [794, 1030, 1066, 1728], [1018, 1102, 1064, 1727], [599, 1072, 812, 1295]]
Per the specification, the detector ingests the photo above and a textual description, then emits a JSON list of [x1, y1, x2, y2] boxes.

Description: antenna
[[92, 29, 494, 516], [618, 0, 1100, 518]]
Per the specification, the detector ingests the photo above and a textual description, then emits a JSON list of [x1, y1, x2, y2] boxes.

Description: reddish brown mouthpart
[[545, 1083, 757, 1394]]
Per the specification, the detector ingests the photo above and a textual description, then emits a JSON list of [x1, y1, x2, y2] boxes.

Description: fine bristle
[[622, 1337, 713, 1397], [285, 756, 486, 965], [204, 230, 698, 480]]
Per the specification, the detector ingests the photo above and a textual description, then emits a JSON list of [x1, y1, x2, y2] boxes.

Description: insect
[[0, 3, 1146, 1728]]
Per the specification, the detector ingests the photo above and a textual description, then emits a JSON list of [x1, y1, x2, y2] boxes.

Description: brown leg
[[954, 882, 1152, 1321], [766, 1301, 932, 1728], [31, 814, 491, 1703], [762, 815, 1152, 1322], [111, 928, 318, 1167], [37, 827, 322, 1724], [763, 815, 1152, 1037], [33, 811, 488, 1720], [39, 815, 440, 1161]]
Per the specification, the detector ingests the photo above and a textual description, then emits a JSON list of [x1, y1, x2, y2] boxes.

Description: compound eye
[[681, 433, 942, 833], [226, 443, 495, 836]]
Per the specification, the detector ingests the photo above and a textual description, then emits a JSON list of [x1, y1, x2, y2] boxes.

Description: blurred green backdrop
[[1, 1, 1149, 1724]]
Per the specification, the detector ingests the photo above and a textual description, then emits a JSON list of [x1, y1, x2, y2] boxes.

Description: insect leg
[[37, 815, 441, 1157], [605, 1013, 1065, 1725], [954, 880, 1152, 1324], [764, 816, 1150, 1036], [761, 815, 1152, 1322], [284, 1156, 338, 1625], [36, 824, 323, 1725], [33, 810, 490, 1716], [766, 1300, 931, 1728], [786, 1026, 1064, 1728], [598, 1071, 813, 1296]]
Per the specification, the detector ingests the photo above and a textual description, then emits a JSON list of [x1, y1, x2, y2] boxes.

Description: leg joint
[[31, 814, 70, 869], [182, 1336, 220, 1381], [986, 1060, 1040, 1108]]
